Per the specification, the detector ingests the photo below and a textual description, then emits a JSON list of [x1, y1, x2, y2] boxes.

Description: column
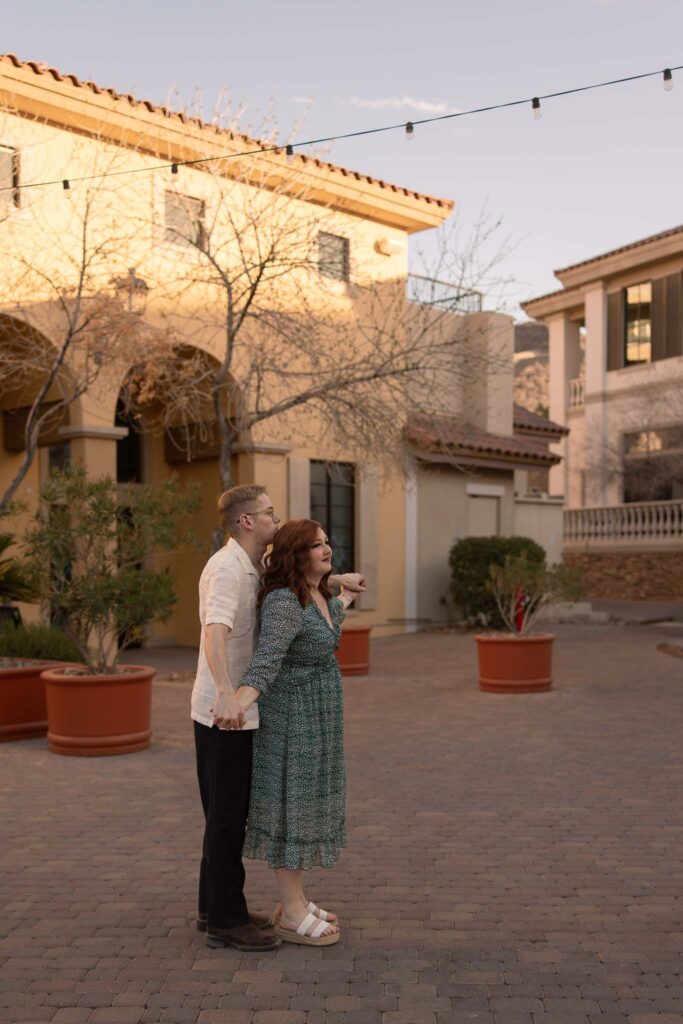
[[547, 313, 582, 497], [583, 285, 609, 505]]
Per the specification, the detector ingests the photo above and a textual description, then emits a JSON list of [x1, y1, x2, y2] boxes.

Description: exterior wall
[[513, 496, 564, 564], [416, 464, 515, 625], [565, 550, 683, 601]]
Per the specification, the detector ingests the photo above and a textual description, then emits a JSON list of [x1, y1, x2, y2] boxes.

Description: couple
[[190, 484, 366, 952]]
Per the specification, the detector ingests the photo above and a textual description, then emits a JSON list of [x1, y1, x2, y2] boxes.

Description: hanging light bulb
[[171, 163, 179, 175], [531, 97, 542, 120], [663, 68, 674, 91], [405, 121, 414, 141], [286, 144, 295, 163]]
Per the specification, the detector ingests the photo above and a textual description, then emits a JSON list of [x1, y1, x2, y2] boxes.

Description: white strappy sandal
[[272, 900, 338, 925], [273, 910, 340, 947]]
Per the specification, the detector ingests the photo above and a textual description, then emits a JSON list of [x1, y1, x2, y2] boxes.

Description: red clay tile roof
[[555, 223, 683, 276], [513, 403, 568, 437], [407, 413, 561, 466], [0, 53, 454, 212]]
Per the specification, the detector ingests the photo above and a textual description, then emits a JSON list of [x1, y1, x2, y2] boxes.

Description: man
[[191, 484, 365, 952]]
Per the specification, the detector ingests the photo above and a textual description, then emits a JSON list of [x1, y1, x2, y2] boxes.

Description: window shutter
[[665, 272, 683, 359], [606, 291, 624, 371], [651, 277, 667, 361]]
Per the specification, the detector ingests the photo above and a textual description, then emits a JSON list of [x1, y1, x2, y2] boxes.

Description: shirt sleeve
[[204, 565, 240, 629], [239, 588, 304, 695]]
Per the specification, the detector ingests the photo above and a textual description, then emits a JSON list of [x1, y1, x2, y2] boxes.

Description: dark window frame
[[164, 190, 206, 250], [318, 232, 350, 282], [309, 460, 356, 576]]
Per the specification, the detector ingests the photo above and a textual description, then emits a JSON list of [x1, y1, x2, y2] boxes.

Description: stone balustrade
[[568, 377, 584, 408], [564, 499, 683, 548]]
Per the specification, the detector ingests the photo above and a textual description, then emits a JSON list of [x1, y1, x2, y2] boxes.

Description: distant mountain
[[514, 321, 548, 416]]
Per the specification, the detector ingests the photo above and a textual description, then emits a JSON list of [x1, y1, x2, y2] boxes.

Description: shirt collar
[[227, 536, 262, 576]]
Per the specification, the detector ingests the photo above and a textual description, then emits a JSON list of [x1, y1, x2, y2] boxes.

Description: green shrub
[[449, 535, 546, 626], [0, 622, 82, 662]]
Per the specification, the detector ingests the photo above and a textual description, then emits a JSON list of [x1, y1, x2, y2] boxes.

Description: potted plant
[[0, 621, 81, 742], [475, 555, 583, 693], [336, 625, 372, 676], [25, 464, 200, 756]]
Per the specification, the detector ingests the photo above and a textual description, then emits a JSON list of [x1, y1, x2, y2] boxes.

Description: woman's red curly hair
[[258, 518, 332, 609]]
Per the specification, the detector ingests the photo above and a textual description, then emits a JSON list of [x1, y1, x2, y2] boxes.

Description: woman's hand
[[339, 585, 359, 609], [235, 685, 261, 713]]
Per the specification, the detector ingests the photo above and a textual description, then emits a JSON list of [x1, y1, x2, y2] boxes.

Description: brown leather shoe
[[197, 910, 273, 933], [205, 922, 280, 951]]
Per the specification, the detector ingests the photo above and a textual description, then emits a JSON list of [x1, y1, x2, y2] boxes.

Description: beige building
[[0, 53, 561, 641], [523, 224, 683, 599]]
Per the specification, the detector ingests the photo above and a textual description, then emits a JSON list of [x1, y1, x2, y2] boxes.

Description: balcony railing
[[406, 274, 483, 314], [564, 499, 683, 548], [568, 377, 584, 408]]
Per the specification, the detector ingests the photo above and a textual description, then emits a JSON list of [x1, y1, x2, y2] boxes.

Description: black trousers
[[194, 721, 253, 929]]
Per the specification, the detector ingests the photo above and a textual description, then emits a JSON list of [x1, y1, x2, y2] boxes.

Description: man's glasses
[[239, 507, 277, 520]]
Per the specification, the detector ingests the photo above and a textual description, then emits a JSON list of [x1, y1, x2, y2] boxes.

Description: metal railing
[[406, 273, 483, 314], [564, 499, 683, 547]]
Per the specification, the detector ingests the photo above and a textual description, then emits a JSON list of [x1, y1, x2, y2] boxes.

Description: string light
[[62, 179, 70, 190], [2, 60, 682, 195], [531, 97, 542, 120]]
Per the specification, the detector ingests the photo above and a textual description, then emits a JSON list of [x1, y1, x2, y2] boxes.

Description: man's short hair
[[217, 485, 267, 534]]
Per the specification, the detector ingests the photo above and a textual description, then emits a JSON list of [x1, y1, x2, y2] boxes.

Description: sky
[[5, 0, 683, 318]]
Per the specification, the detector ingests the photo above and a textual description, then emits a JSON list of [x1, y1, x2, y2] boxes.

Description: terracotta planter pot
[[475, 633, 555, 693], [336, 626, 372, 676], [0, 660, 68, 742], [41, 664, 155, 756]]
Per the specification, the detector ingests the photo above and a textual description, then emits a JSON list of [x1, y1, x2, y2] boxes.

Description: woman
[[235, 518, 359, 947]]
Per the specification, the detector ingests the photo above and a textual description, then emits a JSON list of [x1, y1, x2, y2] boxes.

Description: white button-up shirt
[[191, 538, 261, 730]]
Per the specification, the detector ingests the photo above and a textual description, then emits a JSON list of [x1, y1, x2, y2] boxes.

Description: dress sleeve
[[330, 596, 346, 629], [239, 589, 304, 695]]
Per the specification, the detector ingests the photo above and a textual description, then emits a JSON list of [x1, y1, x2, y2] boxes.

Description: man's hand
[[333, 572, 367, 593], [210, 690, 244, 730]]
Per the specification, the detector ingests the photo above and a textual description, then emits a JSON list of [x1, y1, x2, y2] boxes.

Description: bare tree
[[0, 128, 162, 512], [120, 152, 513, 497]]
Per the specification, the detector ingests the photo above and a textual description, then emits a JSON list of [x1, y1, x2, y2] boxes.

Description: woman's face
[[308, 526, 332, 577]]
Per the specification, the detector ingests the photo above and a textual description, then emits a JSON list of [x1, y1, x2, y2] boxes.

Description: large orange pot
[[336, 626, 371, 676], [0, 660, 68, 742], [41, 664, 155, 756], [475, 633, 555, 693]]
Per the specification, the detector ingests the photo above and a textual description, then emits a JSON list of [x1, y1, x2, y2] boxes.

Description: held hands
[[335, 572, 367, 593], [210, 691, 244, 731]]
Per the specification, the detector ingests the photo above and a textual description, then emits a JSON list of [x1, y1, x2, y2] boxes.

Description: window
[[164, 191, 205, 249], [623, 425, 683, 502], [625, 282, 652, 365], [0, 146, 20, 211], [318, 232, 349, 282], [309, 461, 355, 575]]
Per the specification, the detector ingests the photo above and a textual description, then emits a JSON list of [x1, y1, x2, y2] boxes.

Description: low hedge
[[0, 622, 82, 662], [449, 535, 546, 626]]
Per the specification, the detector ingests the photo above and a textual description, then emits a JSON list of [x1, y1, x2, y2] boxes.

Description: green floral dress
[[240, 587, 346, 870]]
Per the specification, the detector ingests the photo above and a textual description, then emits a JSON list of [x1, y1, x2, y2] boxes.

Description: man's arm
[[330, 572, 367, 593], [205, 623, 244, 730]]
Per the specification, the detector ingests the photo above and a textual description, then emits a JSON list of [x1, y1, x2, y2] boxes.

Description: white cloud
[[291, 95, 315, 105], [345, 95, 458, 115]]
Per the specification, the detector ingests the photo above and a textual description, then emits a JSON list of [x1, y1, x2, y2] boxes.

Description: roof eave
[[0, 57, 453, 234]]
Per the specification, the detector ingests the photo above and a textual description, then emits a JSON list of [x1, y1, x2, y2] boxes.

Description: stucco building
[[0, 53, 561, 640], [523, 224, 683, 600]]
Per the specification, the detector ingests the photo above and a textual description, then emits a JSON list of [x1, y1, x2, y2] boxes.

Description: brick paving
[[3, 622, 683, 1024]]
